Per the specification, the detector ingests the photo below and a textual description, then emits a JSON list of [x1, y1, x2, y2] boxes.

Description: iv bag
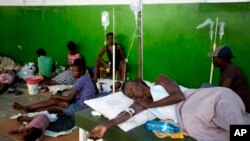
[[209, 21, 214, 41], [219, 21, 225, 41], [196, 18, 213, 29], [101, 11, 109, 30], [130, 0, 141, 14]]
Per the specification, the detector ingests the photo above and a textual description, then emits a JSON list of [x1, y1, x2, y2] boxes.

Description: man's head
[[208, 46, 234, 67], [106, 32, 114, 45], [121, 78, 149, 100], [23, 127, 42, 141]]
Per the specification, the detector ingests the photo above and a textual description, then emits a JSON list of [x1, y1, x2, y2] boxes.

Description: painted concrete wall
[[1, 0, 250, 6], [1, 3, 250, 88]]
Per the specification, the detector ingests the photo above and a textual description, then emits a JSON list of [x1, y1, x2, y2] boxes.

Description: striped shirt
[[68, 53, 81, 65]]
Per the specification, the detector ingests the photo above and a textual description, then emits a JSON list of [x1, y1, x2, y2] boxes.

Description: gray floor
[[0, 84, 54, 141]]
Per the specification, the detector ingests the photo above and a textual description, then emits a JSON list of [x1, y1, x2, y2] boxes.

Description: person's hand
[[9, 130, 18, 135], [88, 124, 107, 140], [135, 97, 153, 108], [104, 63, 110, 69], [58, 101, 68, 107], [132, 100, 147, 112]]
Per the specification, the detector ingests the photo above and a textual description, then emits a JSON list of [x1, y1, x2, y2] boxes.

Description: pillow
[[84, 91, 156, 132], [85, 91, 133, 119]]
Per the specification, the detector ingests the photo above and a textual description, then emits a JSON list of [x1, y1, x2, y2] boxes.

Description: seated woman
[[88, 74, 250, 141], [13, 59, 96, 116], [0, 70, 16, 94]]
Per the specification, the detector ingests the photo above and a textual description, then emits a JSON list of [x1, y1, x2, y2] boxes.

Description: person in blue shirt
[[13, 59, 96, 116]]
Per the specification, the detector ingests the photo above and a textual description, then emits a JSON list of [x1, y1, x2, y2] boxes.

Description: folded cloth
[[0, 57, 21, 71], [48, 85, 73, 94]]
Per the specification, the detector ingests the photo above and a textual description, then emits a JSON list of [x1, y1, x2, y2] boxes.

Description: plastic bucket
[[27, 83, 39, 95], [25, 77, 41, 95]]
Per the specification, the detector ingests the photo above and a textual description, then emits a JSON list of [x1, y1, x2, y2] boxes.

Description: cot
[[75, 108, 196, 141]]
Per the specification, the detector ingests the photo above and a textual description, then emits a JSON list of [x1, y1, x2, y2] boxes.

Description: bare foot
[[13, 102, 29, 114]]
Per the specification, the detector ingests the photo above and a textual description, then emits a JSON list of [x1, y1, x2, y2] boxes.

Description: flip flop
[[8, 87, 16, 94], [40, 85, 49, 93]]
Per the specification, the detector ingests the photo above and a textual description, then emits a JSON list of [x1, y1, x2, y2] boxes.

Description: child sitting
[[66, 41, 82, 69], [36, 48, 55, 78]]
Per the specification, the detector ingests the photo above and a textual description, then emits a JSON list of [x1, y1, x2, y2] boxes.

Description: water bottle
[[145, 120, 180, 133], [106, 62, 111, 73]]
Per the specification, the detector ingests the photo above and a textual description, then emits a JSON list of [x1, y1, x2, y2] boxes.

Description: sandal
[[15, 90, 23, 95], [40, 85, 49, 93], [8, 87, 16, 94]]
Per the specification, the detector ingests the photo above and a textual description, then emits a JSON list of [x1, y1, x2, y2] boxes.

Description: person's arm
[[52, 59, 56, 74], [220, 68, 234, 88], [78, 54, 83, 59], [88, 101, 146, 140], [220, 78, 233, 88], [34, 58, 39, 74], [117, 44, 125, 61], [97, 47, 109, 68], [9, 127, 27, 135], [137, 74, 185, 109]]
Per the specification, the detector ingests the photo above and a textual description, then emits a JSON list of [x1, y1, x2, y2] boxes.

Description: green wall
[[1, 3, 250, 88]]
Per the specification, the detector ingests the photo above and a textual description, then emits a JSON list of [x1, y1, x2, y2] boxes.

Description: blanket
[[0, 56, 21, 71], [176, 87, 250, 141], [0, 118, 78, 141]]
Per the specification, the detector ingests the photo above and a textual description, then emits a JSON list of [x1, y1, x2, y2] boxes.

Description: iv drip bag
[[101, 11, 109, 30], [219, 21, 225, 41], [130, 0, 141, 14]]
